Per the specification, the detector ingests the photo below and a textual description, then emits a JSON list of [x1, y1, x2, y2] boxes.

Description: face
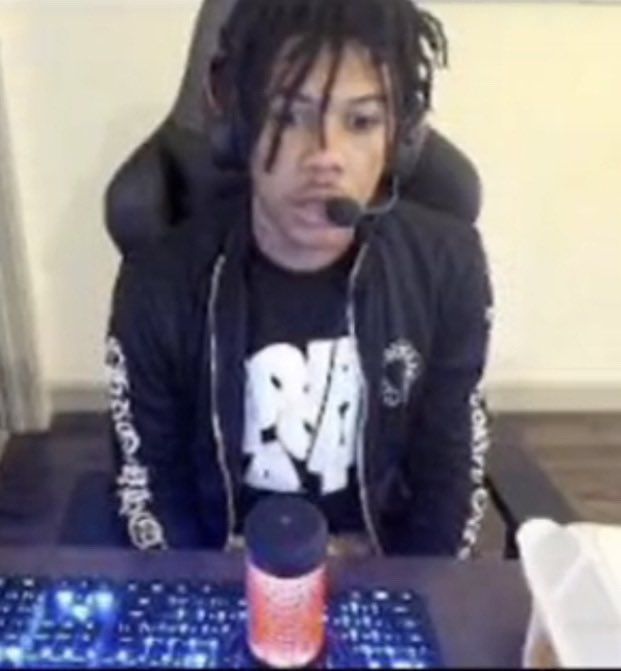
[[250, 41, 394, 271]]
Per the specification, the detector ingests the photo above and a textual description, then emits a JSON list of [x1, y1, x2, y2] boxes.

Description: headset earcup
[[209, 116, 235, 167], [209, 115, 249, 170], [207, 49, 249, 170], [394, 121, 429, 181]]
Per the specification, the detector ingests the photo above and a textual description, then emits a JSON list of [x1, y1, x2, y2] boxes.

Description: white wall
[[1, 1, 620, 411], [0, 2, 197, 391], [428, 1, 621, 409]]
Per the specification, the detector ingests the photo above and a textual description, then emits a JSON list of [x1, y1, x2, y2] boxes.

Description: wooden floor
[[0, 412, 619, 554], [477, 412, 621, 555], [494, 412, 621, 525]]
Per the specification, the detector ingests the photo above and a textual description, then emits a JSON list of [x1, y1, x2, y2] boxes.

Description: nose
[[300, 121, 346, 180]]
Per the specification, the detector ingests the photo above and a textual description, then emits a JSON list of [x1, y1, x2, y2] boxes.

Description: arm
[[403, 225, 493, 557], [106, 259, 205, 549]]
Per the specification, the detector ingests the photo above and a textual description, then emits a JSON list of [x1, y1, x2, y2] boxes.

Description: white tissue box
[[517, 519, 621, 668]]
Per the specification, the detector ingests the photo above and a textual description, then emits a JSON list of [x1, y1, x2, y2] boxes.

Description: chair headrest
[[105, 0, 482, 257], [168, 0, 239, 134]]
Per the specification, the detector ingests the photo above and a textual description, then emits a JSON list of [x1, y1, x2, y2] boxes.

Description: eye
[[348, 112, 383, 133]]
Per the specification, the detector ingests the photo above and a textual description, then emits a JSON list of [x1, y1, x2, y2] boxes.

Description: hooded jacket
[[106, 189, 493, 557]]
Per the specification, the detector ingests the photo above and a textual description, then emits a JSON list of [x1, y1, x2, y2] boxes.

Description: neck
[[251, 198, 355, 273]]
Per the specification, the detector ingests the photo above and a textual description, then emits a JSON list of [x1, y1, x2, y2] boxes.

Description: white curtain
[[0, 50, 48, 436]]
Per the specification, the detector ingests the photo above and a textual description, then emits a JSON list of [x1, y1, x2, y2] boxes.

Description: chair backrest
[[105, 0, 482, 257]]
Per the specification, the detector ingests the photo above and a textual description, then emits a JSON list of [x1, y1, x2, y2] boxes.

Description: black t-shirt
[[238, 241, 365, 534]]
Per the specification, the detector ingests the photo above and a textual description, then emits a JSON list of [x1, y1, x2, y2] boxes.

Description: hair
[[209, 0, 448, 172]]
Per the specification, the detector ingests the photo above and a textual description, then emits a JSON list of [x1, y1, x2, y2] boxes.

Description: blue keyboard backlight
[[54, 589, 73, 609], [0, 575, 442, 668], [93, 590, 115, 611]]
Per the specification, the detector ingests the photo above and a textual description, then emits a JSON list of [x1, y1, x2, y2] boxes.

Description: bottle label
[[246, 563, 326, 668]]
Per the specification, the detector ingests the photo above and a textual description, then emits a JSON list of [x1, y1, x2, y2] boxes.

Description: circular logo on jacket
[[381, 339, 421, 408]]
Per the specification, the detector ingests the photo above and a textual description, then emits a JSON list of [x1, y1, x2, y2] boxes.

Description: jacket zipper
[[210, 246, 381, 554], [208, 255, 237, 551], [347, 244, 383, 556]]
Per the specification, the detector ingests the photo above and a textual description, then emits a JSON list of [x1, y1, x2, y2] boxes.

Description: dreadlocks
[[210, 0, 448, 171]]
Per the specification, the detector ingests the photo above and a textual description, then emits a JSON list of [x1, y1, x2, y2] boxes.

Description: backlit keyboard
[[0, 574, 442, 668]]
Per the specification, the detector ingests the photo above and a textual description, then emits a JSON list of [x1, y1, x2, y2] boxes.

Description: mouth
[[292, 189, 348, 228], [291, 199, 333, 227]]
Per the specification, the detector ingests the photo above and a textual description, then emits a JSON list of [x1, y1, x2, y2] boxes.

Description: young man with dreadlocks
[[106, 0, 493, 557]]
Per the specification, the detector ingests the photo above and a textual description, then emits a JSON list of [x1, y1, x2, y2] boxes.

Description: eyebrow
[[273, 91, 387, 106]]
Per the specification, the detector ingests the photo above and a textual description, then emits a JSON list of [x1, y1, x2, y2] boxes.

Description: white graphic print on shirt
[[242, 337, 362, 495]]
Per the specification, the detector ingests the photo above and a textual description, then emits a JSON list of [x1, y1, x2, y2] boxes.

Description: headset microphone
[[325, 198, 363, 228], [325, 177, 400, 229]]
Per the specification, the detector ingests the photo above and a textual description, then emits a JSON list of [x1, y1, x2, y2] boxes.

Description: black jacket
[[106, 190, 493, 556]]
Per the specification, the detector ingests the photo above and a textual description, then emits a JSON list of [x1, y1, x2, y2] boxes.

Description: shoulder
[[384, 199, 488, 281], [120, 220, 213, 288], [115, 191, 245, 298], [391, 198, 484, 256]]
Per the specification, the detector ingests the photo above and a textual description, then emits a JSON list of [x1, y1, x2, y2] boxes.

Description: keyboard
[[0, 574, 442, 668]]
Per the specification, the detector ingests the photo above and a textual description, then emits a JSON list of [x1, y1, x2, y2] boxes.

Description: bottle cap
[[244, 496, 328, 578]]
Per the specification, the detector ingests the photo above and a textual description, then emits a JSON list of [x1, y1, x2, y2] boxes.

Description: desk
[[0, 547, 530, 668]]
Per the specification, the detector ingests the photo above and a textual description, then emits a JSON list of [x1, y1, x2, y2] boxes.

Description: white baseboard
[[0, 429, 8, 459], [487, 384, 621, 413], [51, 385, 108, 415], [50, 382, 621, 417]]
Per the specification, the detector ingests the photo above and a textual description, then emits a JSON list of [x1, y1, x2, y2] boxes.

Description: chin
[[292, 224, 355, 252]]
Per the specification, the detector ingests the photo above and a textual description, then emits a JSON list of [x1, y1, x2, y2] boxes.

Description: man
[[106, 0, 493, 557]]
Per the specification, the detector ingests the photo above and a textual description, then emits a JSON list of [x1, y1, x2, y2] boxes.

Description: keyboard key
[[0, 576, 441, 668]]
